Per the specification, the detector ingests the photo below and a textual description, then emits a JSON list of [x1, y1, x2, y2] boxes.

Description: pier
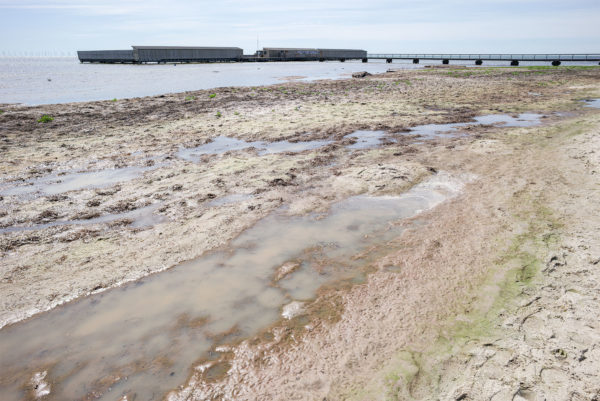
[[365, 53, 600, 66], [78, 47, 600, 66]]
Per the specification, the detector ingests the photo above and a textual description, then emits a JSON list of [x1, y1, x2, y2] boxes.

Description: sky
[[0, 0, 599, 55]]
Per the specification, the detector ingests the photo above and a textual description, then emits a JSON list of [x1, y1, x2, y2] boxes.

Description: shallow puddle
[[257, 139, 332, 155], [177, 136, 332, 161], [343, 130, 387, 149], [583, 98, 600, 108], [406, 121, 469, 140], [0, 165, 155, 197], [406, 113, 542, 140], [177, 113, 543, 162], [0, 173, 469, 401], [0, 204, 167, 234], [177, 137, 257, 159], [345, 113, 543, 147], [473, 113, 542, 127], [207, 194, 254, 207]]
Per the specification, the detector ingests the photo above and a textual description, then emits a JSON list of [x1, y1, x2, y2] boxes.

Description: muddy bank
[[1, 66, 600, 399], [0, 171, 472, 401], [169, 103, 600, 401]]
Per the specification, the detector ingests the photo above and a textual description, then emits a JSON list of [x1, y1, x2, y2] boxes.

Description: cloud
[[0, 0, 156, 15], [0, 0, 598, 52]]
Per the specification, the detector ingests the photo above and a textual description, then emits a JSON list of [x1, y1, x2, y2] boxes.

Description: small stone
[[352, 71, 372, 78]]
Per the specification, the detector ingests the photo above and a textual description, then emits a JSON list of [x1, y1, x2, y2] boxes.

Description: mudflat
[[1, 66, 599, 400]]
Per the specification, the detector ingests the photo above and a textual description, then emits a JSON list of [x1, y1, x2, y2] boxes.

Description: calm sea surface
[[0, 57, 596, 105], [0, 57, 398, 105]]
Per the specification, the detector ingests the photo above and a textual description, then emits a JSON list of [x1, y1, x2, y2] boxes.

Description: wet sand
[[1, 66, 600, 400]]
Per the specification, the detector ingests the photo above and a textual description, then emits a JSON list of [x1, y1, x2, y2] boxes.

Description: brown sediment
[[205, 324, 244, 345], [171, 313, 211, 333], [79, 352, 176, 401], [170, 113, 600, 400], [203, 361, 232, 381], [166, 73, 600, 399], [278, 76, 308, 82], [1, 66, 600, 400]]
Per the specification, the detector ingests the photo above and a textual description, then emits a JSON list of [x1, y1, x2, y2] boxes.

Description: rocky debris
[[274, 261, 301, 282], [352, 71, 372, 78], [34, 210, 59, 223]]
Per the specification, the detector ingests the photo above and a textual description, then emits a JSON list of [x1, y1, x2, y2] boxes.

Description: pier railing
[[367, 54, 600, 62]]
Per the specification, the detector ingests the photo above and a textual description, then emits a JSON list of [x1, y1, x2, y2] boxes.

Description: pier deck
[[78, 48, 600, 65], [367, 53, 600, 65]]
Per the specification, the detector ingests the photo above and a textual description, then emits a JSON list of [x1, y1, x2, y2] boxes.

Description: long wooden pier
[[78, 47, 600, 66], [366, 54, 600, 66]]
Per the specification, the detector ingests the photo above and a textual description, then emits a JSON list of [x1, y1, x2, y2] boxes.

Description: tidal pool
[[473, 113, 542, 127], [207, 194, 254, 207], [344, 130, 387, 149], [0, 172, 469, 401], [406, 113, 543, 140], [0, 204, 167, 234], [177, 136, 332, 161], [583, 98, 600, 108], [177, 113, 543, 163], [0, 165, 155, 197]]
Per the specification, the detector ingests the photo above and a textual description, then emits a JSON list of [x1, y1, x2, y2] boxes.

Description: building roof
[[263, 48, 318, 51], [132, 46, 242, 50], [262, 47, 366, 51], [317, 48, 367, 52], [77, 50, 133, 53]]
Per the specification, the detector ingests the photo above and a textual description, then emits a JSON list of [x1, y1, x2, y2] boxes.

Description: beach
[[1, 65, 599, 400]]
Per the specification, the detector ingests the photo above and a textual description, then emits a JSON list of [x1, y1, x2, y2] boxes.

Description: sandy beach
[[1, 66, 599, 400]]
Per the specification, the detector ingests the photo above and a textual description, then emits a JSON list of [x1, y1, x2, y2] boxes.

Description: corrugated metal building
[[77, 46, 366, 63], [132, 46, 243, 62], [261, 48, 320, 58], [77, 50, 135, 63], [78, 46, 243, 63], [318, 49, 367, 59], [260, 48, 366, 60]]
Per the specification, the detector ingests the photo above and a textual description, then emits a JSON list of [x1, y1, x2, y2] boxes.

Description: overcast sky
[[1, 0, 599, 55]]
